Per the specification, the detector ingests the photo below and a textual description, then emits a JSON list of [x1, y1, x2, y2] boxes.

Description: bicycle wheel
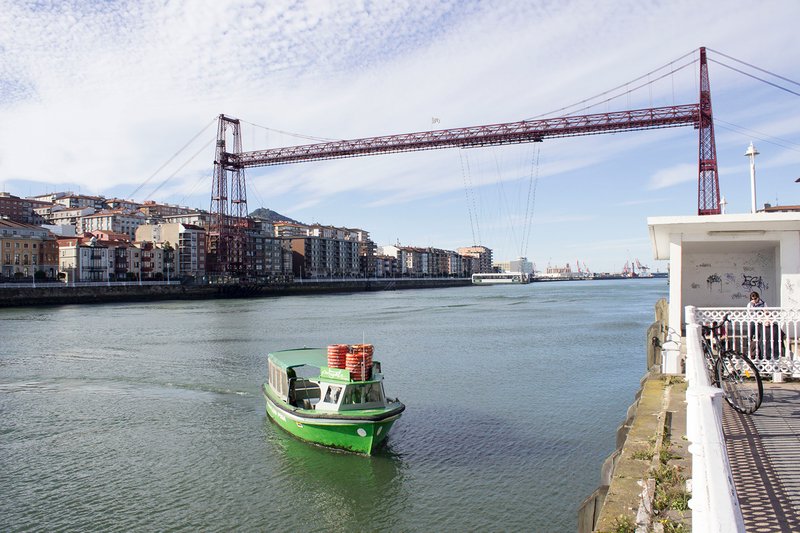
[[715, 351, 764, 414], [702, 341, 719, 386]]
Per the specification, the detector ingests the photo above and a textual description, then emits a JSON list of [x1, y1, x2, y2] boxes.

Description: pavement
[[723, 382, 800, 532]]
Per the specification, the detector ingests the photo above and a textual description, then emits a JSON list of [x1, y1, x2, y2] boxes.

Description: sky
[[1, 0, 799, 273]]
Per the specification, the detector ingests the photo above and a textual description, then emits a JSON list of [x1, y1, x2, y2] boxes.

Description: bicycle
[[700, 315, 764, 414]]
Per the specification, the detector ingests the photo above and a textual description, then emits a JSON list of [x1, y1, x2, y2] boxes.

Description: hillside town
[[0, 191, 493, 283]]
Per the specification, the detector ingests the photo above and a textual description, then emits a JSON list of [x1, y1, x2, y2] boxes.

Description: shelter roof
[[268, 348, 327, 369]]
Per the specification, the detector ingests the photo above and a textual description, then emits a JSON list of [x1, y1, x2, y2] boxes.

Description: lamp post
[[745, 142, 759, 214]]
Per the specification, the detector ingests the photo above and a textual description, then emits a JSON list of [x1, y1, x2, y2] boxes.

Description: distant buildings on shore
[[0, 191, 493, 283]]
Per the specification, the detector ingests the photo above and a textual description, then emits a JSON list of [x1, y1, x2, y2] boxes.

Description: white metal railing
[[695, 307, 800, 375], [684, 305, 746, 533], [0, 281, 182, 289]]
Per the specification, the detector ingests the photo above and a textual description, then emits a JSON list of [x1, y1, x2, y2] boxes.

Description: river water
[[0, 279, 667, 532]]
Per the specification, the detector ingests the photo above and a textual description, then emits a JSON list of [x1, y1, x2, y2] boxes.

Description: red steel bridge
[[209, 48, 720, 274]]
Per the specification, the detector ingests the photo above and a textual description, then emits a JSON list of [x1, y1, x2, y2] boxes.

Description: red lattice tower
[[209, 114, 249, 276], [697, 47, 721, 215]]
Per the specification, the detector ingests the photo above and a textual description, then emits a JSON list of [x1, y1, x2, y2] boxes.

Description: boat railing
[[694, 307, 800, 377], [684, 305, 746, 532]]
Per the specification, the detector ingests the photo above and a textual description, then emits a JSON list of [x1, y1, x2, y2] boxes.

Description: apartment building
[[88, 230, 132, 281], [48, 206, 95, 226], [53, 193, 106, 210], [134, 241, 165, 280], [290, 237, 360, 278], [0, 193, 49, 225], [163, 212, 213, 228], [135, 223, 206, 279], [273, 221, 309, 238], [58, 235, 109, 282], [0, 220, 58, 279], [457, 246, 493, 274], [248, 220, 288, 279], [281, 222, 375, 278], [378, 245, 425, 276], [379, 245, 471, 277], [138, 201, 195, 219], [103, 198, 142, 211], [375, 255, 399, 277], [78, 209, 146, 241]]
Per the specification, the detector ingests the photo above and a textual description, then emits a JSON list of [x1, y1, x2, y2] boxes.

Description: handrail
[[684, 305, 745, 532], [695, 307, 800, 376], [0, 281, 182, 289]]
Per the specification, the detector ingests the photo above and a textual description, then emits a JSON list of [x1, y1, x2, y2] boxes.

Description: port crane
[[209, 48, 720, 274]]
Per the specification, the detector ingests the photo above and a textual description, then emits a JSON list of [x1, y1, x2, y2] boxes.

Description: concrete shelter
[[648, 212, 800, 370]]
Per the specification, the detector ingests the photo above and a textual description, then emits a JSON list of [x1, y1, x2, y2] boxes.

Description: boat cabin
[[267, 348, 387, 411]]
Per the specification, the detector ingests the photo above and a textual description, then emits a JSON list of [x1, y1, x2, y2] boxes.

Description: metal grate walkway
[[723, 382, 800, 532]]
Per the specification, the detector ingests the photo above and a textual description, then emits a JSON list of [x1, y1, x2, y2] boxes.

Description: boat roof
[[268, 348, 328, 370]]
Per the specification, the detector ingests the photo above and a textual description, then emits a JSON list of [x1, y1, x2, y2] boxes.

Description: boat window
[[342, 383, 383, 405], [268, 360, 290, 399], [323, 385, 342, 404]]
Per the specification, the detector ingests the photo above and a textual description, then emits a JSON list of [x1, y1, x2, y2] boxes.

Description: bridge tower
[[208, 114, 249, 276], [698, 47, 721, 215]]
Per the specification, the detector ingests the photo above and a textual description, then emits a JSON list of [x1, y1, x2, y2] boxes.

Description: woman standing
[[748, 291, 781, 359]]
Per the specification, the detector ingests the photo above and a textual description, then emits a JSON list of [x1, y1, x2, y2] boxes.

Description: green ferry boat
[[262, 347, 405, 454]]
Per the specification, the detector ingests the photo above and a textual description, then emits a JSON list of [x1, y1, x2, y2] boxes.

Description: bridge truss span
[[231, 104, 700, 168], [208, 47, 722, 274]]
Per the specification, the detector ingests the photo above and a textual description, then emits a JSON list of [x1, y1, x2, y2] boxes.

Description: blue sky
[[1, 0, 799, 272]]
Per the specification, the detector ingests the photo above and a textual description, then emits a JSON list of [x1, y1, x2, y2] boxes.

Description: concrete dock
[[581, 378, 800, 532], [723, 382, 800, 532]]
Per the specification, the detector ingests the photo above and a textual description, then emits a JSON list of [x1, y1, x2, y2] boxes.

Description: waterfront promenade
[[724, 381, 800, 532]]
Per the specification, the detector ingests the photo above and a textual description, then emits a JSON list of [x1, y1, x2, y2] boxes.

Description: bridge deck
[[723, 381, 800, 531]]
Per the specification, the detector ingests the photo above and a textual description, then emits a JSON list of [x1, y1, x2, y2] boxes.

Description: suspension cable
[[240, 119, 341, 143], [527, 49, 698, 120], [561, 59, 698, 117], [521, 144, 540, 258], [145, 138, 215, 200], [708, 59, 800, 97], [707, 48, 800, 87], [459, 150, 479, 246], [714, 118, 800, 152], [492, 151, 519, 255], [128, 116, 217, 199]]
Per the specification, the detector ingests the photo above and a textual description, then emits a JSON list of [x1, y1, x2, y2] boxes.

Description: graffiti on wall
[[707, 273, 722, 292], [785, 276, 800, 307], [686, 251, 775, 306], [742, 274, 768, 291]]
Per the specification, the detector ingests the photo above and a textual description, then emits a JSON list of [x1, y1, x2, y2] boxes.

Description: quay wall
[[577, 298, 689, 532], [0, 278, 471, 308]]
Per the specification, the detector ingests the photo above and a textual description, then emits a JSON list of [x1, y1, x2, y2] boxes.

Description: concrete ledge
[[0, 278, 472, 307], [594, 377, 668, 531], [579, 375, 690, 532]]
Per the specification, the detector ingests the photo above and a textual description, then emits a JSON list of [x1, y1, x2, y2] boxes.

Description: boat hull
[[263, 387, 401, 454]]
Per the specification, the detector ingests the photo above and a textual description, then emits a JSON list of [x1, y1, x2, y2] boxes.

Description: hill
[[249, 208, 304, 225]]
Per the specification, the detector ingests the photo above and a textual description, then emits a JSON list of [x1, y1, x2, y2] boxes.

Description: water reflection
[[262, 418, 409, 530]]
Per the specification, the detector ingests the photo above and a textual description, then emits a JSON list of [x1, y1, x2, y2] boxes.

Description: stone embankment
[[0, 278, 471, 307], [578, 298, 692, 532]]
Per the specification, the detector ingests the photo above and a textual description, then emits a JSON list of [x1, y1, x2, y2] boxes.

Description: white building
[[49, 206, 95, 226], [79, 210, 146, 241], [58, 236, 110, 282], [648, 211, 800, 371]]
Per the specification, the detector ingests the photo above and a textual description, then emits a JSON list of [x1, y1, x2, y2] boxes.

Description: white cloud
[[1, 0, 799, 271], [649, 163, 696, 190]]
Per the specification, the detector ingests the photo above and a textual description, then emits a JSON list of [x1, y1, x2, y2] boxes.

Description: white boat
[[471, 272, 530, 285]]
